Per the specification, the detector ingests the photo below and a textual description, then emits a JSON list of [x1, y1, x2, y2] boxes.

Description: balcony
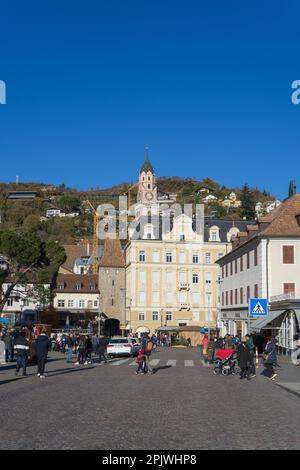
[[179, 282, 189, 290], [179, 302, 190, 310]]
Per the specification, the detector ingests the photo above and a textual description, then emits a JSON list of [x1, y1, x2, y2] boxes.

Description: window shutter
[[283, 283, 295, 295], [283, 246, 294, 264]]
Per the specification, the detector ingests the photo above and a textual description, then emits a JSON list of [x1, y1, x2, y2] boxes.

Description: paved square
[[0, 347, 299, 450]]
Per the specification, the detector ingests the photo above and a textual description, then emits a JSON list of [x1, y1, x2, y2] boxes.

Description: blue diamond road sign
[[249, 298, 268, 317]]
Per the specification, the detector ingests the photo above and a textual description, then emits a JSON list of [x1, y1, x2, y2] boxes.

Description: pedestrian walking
[[3, 332, 13, 363], [262, 336, 278, 380], [141, 333, 154, 374], [66, 334, 74, 363], [135, 348, 146, 374], [92, 334, 99, 355], [14, 331, 29, 376], [207, 335, 216, 363], [98, 336, 108, 364], [237, 337, 252, 380], [245, 334, 256, 377], [35, 329, 49, 379], [75, 335, 87, 365], [202, 334, 209, 357], [85, 335, 93, 364]]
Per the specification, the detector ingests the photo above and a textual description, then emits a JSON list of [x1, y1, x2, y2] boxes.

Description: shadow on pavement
[[152, 365, 172, 374], [46, 367, 94, 377], [0, 376, 28, 385]]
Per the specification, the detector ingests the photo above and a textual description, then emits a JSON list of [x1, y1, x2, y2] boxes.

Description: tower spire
[[140, 145, 154, 173]]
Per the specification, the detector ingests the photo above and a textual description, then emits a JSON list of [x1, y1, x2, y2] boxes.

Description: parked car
[[107, 337, 138, 358], [130, 337, 141, 356]]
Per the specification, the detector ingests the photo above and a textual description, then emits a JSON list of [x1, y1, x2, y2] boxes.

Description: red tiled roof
[[54, 274, 99, 294], [100, 238, 125, 268]]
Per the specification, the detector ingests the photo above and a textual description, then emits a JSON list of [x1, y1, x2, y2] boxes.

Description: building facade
[[125, 152, 251, 336], [98, 238, 126, 332], [217, 195, 300, 347], [53, 274, 99, 324]]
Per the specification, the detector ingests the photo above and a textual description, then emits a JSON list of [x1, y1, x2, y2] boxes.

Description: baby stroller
[[213, 348, 240, 376]]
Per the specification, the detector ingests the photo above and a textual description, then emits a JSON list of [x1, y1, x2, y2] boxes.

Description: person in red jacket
[[136, 349, 146, 374]]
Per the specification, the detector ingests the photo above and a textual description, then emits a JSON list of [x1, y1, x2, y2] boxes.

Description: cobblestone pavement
[[0, 347, 299, 450]]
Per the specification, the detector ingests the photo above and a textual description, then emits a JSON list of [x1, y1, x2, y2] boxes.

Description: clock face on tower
[[145, 191, 154, 201]]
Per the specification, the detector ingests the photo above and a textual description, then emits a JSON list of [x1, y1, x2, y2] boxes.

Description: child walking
[[136, 348, 146, 374]]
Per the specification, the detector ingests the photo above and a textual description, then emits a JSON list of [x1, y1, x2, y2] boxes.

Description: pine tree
[[239, 184, 256, 220], [288, 180, 295, 198]]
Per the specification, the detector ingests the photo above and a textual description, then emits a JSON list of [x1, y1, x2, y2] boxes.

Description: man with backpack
[[141, 333, 154, 374]]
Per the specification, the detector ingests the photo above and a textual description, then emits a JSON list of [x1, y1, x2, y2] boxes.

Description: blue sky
[[0, 0, 300, 198]]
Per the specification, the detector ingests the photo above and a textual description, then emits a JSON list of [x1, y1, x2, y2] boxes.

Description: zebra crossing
[[96, 357, 212, 368]]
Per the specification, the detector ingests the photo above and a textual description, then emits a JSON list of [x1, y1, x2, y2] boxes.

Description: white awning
[[251, 310, 285, 332], [135, 326, 150, 333]]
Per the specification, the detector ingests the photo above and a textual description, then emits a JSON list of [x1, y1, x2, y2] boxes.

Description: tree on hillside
[[288, 180, 296, 198], [58, 195, 81, 213], [0, 231, 65, 310], [239, 184, 256, 220]]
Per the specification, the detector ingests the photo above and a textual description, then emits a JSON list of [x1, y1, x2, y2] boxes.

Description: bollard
[[255, 347, 259, 368]]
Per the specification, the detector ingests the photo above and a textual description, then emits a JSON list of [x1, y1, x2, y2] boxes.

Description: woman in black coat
[[237, 337, 252, 380]]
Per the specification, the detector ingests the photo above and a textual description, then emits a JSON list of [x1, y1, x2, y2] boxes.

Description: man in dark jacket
[[3, 332, 13, 363], [35, 330, 49, 378], [14, 331, 29, 376], [98, 336, 108, 364], [141, 333, 154, 374], [237, 337, 252, 380], [262, 336, 278, 380]]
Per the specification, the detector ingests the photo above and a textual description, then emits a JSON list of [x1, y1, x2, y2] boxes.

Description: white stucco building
[[217, 195, 300, 350]]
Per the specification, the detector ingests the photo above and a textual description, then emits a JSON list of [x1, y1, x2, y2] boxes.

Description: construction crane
[[82, 200, 102, 275]]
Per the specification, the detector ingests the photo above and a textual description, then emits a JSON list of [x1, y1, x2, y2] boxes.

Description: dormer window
[[75, 284, 82, 290], [209, 226, 220, 242], [90, 284, 96, 290], [227, 227, 240, 242], [58, 283, 64, 290]]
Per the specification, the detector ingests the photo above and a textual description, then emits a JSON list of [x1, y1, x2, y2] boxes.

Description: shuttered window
[[254, 248, 258, 266], [283, 246, 294, 264], [283, 283, 295, 295], [240, 288, 244, 304]]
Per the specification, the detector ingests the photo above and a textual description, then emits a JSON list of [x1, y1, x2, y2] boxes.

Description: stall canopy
[[157, 326, 180, 332], [250, 310, 284, 332], [251, 309, 300, 332]]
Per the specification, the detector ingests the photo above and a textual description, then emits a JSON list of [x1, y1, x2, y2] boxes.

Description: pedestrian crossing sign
[[249, 298, 268, 316]]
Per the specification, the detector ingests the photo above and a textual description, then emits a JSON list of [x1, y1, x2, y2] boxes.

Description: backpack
[[146, 341, 153, 353]]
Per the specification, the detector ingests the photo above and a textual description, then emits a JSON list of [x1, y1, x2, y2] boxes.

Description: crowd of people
[[1, 326, 299, 381], [201, 333, 279, 381]]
